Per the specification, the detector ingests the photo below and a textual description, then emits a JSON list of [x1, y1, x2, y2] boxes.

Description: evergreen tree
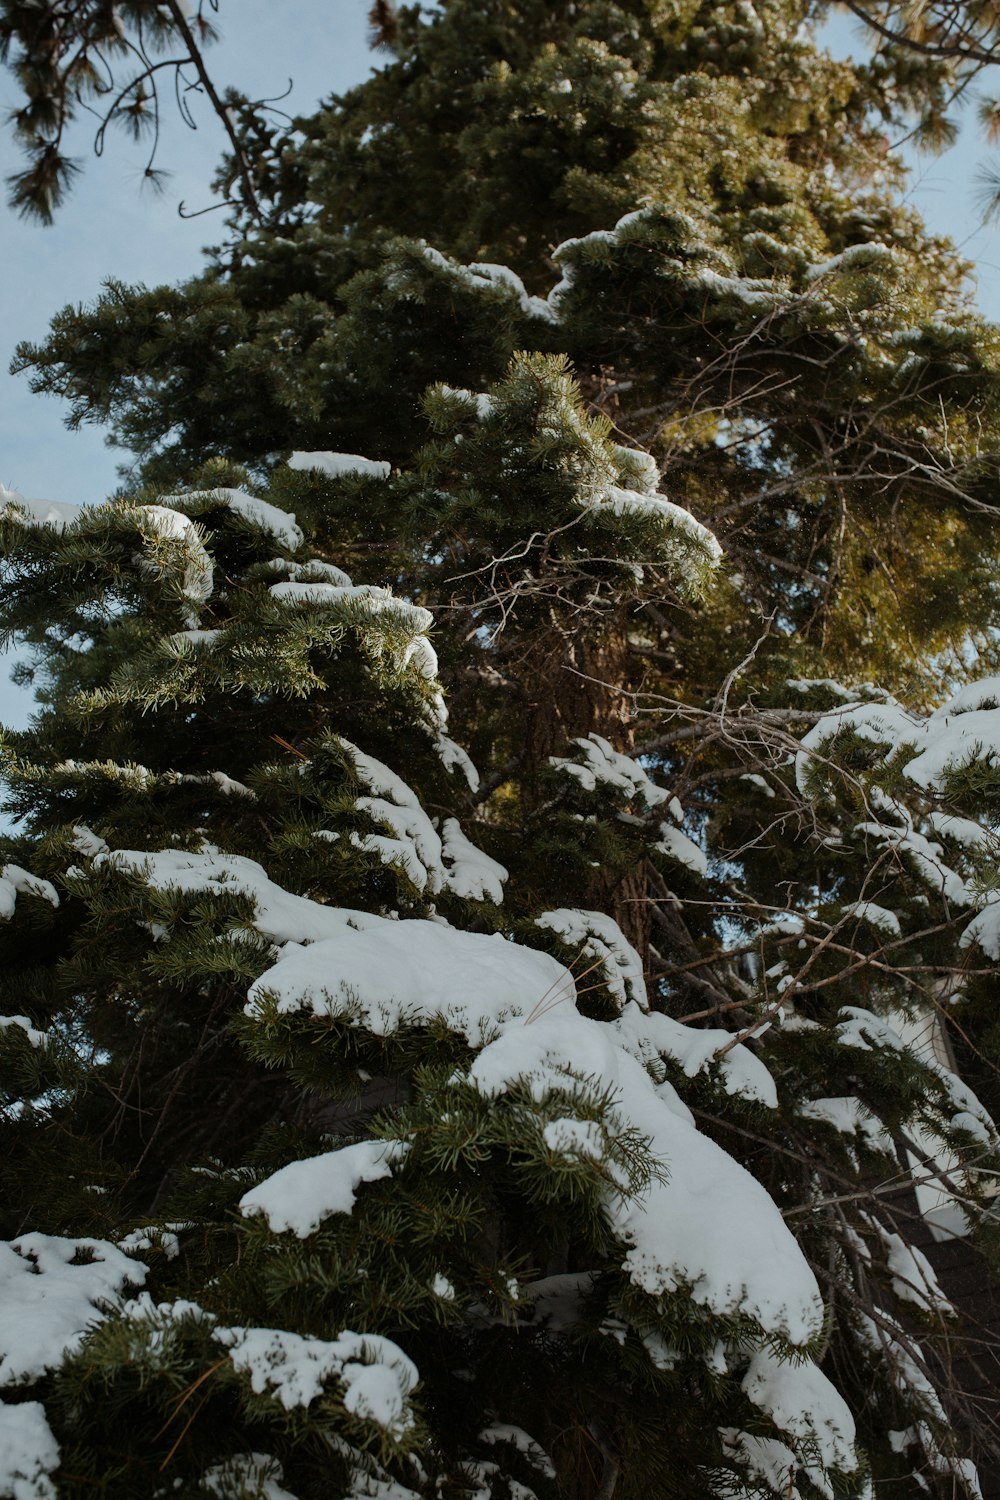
[[5, 2, 1000, 1498], [0, 0, 262, 222]]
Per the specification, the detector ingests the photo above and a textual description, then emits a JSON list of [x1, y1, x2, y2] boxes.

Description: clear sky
[[823, 9, 1000, 322], [1, 0, 379, 510], [1, 2, 999, 728]]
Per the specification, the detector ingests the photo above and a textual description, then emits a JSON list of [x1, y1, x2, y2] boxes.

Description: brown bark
[[521, 623, 636, 768], [516, 621, 652, 965]]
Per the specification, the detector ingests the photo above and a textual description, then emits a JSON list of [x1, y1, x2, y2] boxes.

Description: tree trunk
[[516, 620, 652, 965]]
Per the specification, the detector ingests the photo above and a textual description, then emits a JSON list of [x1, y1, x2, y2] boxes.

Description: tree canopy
[[3, 2, 1000, 1498]]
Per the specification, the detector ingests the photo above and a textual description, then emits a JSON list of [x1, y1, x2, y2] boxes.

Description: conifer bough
[[0, 0, 263, 221], [5, 1, 1000, 1498]]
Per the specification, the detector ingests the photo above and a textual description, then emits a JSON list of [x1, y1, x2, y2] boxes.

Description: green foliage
[[6, 2, 1000, 1498]]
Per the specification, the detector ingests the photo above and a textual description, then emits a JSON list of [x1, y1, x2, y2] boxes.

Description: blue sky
[[1, 0, 378, 510], [823, 10, 1000, 321], [1, 2, 999, 727], [906, 143, 1000, 318]]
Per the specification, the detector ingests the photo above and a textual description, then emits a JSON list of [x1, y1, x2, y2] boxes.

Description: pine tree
[[5, 2, 1000, 1498], [0, 0, 262, 222]]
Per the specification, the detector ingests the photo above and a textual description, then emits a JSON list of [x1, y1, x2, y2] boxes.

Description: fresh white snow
[[98, 843, 828, 1358], [0, 1235, 146, 1385], [0, 486, 84, 530], [288, 451, 391, 481], [240, 1141, 408, 1239], [203, 1453, 298, 1500], [0, 1401, 60, 1500], [550, 734, 669, 807], [534, 908, 645, 1010], [161, 487, 303, 550], [218, 1326, 417, 1435], [0, 866, 58, 920], [839, 901, 901, 937]]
